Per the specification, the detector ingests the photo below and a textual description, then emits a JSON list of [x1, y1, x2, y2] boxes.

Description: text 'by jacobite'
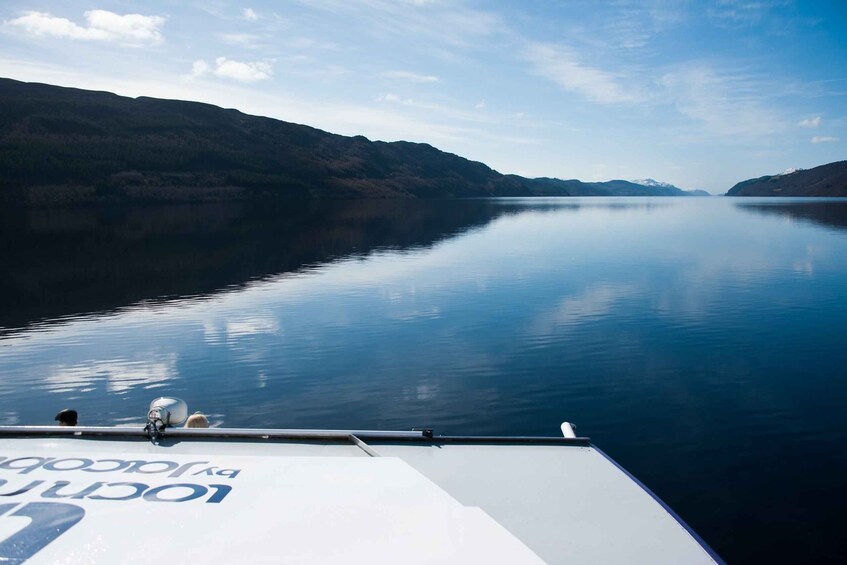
[[0, 456, 241, 479]]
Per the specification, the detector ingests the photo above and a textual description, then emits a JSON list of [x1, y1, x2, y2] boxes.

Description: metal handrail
[[0, 425, 420, 440], [0, 425, 590, 445]]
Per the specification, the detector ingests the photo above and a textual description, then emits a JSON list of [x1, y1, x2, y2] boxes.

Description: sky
[[1, 1, 845, 193]]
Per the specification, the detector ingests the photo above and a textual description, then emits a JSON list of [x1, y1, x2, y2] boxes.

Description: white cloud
[[213, 57, 272, 82], [382, 70, 439, 83], [190, 60, 211, 77], [475, 100, 486, 110], [242, 8, 259, 21], [811, 135, 838, 144], [4, 10, 165, 46], [798, 116, 821, 128], [189, 57, 273, 83], [524, 43, 636, 104]]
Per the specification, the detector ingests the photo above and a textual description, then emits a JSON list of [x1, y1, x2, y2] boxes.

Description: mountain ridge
[[726, 161, 847, 196], [632, 178, 710, 196], [0, 78, 690, 204]]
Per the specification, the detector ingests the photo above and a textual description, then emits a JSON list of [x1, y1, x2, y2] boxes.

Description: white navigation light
[[148, 397, 188, 427]]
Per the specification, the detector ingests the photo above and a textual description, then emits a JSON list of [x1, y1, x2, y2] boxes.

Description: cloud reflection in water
[[43, 353, 178, 394]]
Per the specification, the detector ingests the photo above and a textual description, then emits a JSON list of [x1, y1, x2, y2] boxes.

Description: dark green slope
[[0, 78, 690, 204], [0, 78, 541, 203], [726, 161, 847, 196]]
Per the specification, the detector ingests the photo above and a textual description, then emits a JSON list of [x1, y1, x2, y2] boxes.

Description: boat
[[0, 398, 722, 563]]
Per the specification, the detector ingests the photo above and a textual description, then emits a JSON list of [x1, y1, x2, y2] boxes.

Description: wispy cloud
[[292, 0, 504, 48], [524, 43, 636, 104], [242, 8, 259, 21], [382, 70, 439, 83], [588, 0, 686, 50], [798, 116, 821, 128], [810, 135, 838, 144], [659, 65, 786, 138], [708, 0, 775, 27], [189, 57, 273, 83], [4, 10, 165, 46], [375, 92, 495, 125], [286, 37, 338, 51], [220, 33, 263, 48], [376, 93, 402, 103], [707, 0, 814, 35]]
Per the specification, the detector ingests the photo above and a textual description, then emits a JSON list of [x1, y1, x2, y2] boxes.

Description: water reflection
[[0, 198, 681, 334], [44, 354, 178, 395], [529, 283, 640, 339], [736, 199, 847, 231], [0, 199, 524, 331], [204, 315, 281, 343], [1, 197, 847, 563]]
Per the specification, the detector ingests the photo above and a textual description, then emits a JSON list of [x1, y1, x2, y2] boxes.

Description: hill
[[632, 178, 710, 196], [0, 78, 691, 204], [726, 161, 847, 197], [528, 177, 689, 197]]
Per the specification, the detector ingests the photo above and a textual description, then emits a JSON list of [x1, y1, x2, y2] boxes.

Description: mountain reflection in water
[[0, 198, 668, 332], [0, 200, 524, 330], [736, 199, 847, 231]]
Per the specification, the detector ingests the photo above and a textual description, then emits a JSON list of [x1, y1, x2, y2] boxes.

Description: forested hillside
[[0, 78, 691, 204]]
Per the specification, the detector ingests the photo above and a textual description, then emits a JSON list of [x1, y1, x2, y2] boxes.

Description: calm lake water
[[2, 196, 847, 563]]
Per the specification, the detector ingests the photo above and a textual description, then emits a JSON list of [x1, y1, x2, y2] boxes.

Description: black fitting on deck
[[413, 427, 434, 439]]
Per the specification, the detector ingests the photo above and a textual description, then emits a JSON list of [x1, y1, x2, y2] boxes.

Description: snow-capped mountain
[[632, 178, 711, 196], [632, 178, 677, 189]]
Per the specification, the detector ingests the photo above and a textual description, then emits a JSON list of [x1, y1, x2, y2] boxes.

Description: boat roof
[[0, 427, 719, 564]]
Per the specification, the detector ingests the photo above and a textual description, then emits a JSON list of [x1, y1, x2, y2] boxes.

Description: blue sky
[[1, 1, 845, 193]]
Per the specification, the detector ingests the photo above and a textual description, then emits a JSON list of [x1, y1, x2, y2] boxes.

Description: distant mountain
[[633, 178, 676, 189], [0, 78, 694, 204], [633, 178, 710, 196], [726, 161, 847, 197], [533, 178, 691, 197]]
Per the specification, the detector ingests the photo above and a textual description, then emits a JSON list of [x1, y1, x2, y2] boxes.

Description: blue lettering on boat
[[0, 456, 239, 479], [0, 478, 231, 504]]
